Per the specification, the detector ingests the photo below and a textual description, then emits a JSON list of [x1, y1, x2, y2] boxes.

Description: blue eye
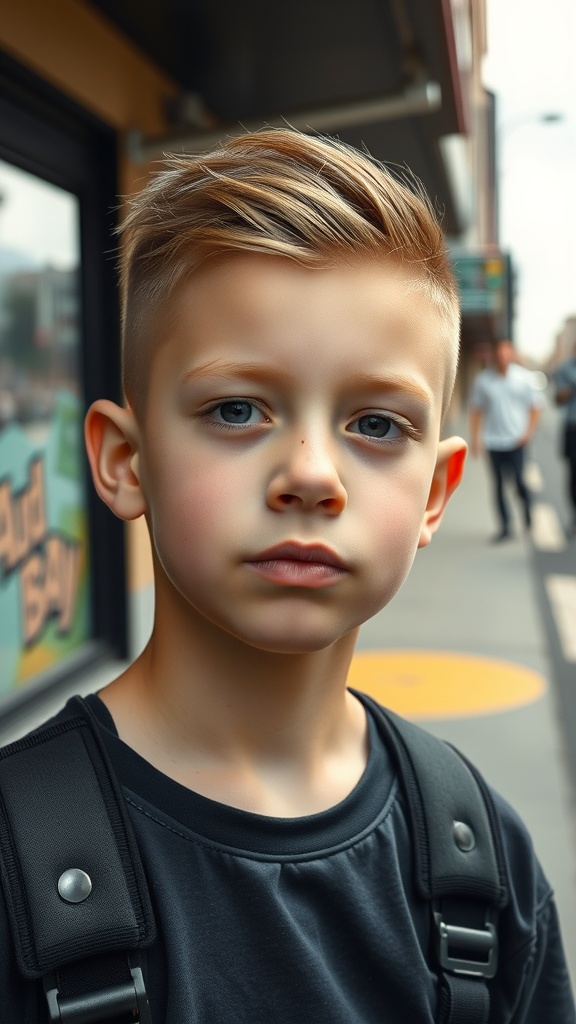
[[349, 414, 401, 439], [206, 400, 269, 428], [217, 401, 255, 423]]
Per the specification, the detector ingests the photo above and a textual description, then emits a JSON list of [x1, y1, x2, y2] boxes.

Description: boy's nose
[[265, 433, 347, 515]]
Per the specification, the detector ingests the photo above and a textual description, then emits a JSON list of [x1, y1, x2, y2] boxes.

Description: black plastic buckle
[[433, 904, 498, 979], [43, 965, 152, 1024]]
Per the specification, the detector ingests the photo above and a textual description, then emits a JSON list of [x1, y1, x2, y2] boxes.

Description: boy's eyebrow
[[344, 372, 433, 406], [181, 361, 433, 406], [180, 360, 292, 387]]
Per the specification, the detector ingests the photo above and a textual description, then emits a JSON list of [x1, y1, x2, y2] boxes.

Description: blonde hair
[[120, 129, 460, 410]]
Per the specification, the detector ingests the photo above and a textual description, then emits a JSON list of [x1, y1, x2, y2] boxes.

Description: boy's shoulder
[[0, 691, 550, 890], [0, 692, 552, 892]]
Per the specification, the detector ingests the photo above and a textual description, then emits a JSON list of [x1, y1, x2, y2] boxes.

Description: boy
[[1, 130, 574, 1022]]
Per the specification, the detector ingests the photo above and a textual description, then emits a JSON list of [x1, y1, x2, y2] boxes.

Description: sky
[[482, 0, 576, 361], [0, 158, 79, 272]]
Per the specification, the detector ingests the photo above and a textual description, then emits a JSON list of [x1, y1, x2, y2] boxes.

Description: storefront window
[[0, 158, 91, 693]]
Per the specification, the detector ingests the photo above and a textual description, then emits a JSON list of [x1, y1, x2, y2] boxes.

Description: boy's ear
[[418, 436, 467, 549], [84, 400, 147, 521]]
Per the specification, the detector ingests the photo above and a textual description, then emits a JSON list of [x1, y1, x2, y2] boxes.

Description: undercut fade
[[119, 129, 460, 413]]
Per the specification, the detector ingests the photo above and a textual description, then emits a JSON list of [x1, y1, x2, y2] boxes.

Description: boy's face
[[128, 255, 461, 654]]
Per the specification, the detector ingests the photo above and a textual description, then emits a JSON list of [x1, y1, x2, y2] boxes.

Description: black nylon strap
[[438, 973, 490, 1024], [55, 950, 135, 1000], [0, 697, 155, 979]]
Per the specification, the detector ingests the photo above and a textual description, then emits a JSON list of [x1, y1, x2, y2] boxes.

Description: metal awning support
[[127, 77, 442, 163]]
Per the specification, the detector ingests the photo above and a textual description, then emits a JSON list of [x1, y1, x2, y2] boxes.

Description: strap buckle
[[433, 904, 498, 979], [43, 965, 152, 1024]]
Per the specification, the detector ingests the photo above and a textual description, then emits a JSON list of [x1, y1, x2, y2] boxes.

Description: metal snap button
[[57, 868, 93, 903], [453, 820, 476, 852]]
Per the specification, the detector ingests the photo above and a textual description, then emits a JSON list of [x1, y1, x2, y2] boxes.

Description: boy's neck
[[99, 612, 368, 817]]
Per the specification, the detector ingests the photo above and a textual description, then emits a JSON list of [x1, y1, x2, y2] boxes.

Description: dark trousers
[[487, 446, 531, 533]]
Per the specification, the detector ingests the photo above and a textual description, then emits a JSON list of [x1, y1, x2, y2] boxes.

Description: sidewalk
[[356, 433, 576, 980]]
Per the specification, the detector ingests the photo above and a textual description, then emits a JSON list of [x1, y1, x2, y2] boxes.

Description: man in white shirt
[[469, 339, 544, 542]]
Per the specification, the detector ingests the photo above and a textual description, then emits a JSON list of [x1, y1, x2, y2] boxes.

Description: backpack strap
[[0, 695, 156, 1023], [356, 694, 509, 1024]]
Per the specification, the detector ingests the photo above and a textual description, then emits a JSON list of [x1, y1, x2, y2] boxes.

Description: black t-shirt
[[1, 692, 574, 1023]]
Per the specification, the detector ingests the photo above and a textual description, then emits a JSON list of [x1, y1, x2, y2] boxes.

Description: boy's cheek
[[146, 469, 242, 552]]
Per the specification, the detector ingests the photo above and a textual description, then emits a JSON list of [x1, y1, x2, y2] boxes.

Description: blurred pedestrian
[[553, 341, 576, 536], [469, 339, 544, 542]]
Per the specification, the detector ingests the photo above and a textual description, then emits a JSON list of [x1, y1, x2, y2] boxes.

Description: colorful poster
[[0, 395, 91, 691]]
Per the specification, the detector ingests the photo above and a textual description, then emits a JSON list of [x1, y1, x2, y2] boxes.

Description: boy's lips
[[245, 542, 349, 587]]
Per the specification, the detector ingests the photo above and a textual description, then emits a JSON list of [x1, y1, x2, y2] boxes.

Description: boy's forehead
[[182, 253, 426, 310], [159, 255, 457, 401], [176, 255, 449, 335]]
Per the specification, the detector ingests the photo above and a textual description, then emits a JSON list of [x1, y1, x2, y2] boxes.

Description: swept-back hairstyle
[[119, 129, 460, 411]]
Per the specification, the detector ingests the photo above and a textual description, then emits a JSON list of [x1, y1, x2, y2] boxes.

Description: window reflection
[[0, 160, 81, 432], [0, 159, 91, 693]]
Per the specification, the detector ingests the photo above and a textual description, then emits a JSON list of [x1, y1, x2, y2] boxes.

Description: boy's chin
[[231, 624, 357, 657], [203, 596, 389, 656]]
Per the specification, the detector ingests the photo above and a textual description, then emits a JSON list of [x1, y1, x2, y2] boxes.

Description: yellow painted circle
[[347, 650, 547, 720]]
